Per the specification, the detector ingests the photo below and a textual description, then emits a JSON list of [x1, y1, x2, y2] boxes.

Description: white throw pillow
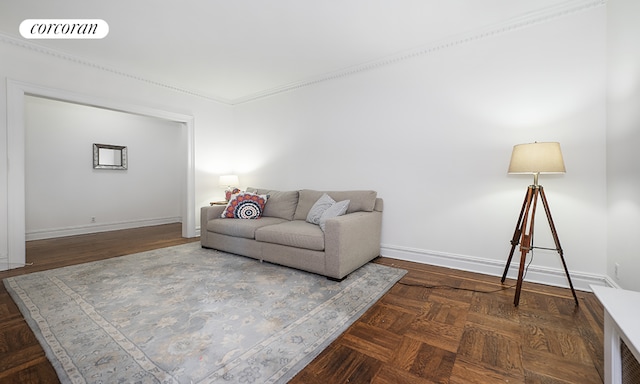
[[319, 200, 350, 231]]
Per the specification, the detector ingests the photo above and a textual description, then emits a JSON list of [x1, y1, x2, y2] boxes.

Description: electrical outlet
[[615, 263, 620, 279], [91, 216, 96, 223]]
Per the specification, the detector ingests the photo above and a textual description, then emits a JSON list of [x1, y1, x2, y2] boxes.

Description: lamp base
[[500, 184, 578, 307]]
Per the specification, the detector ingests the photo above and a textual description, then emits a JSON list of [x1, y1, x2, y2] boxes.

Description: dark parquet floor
[[0, 224, 604, 383]]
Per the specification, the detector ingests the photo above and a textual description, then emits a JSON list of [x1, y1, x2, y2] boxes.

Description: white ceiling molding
[[1, 0, 605, 106], [0, 33, 233, 105], [231, 0, 606, 105]]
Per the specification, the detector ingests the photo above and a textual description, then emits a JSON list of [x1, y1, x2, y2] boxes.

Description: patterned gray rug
[[4, 242, 405, 383]]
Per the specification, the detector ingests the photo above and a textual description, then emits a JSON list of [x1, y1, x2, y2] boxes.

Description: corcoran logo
[[19, 19, 109, 39]]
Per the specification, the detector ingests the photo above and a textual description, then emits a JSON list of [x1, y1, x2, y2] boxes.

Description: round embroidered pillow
[[221, 192, 268, 219]]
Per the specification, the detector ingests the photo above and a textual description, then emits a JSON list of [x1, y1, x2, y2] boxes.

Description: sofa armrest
[[200, 205, 226, 245], [323, 210, 382, 279]]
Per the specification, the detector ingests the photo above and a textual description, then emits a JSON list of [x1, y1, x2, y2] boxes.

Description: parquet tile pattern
[[292, 259, 604, 384], [0, 224, 604, 383]]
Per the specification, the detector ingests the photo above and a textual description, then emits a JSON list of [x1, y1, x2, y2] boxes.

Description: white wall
[[232, 6, 608, 289], [25, 96, 183, 239], [607, 0, 640, 291], [1, 4, 619, 291], [0, 36, 234, 269]]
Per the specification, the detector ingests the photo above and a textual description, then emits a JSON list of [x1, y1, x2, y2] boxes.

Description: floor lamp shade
[[508, 142, 566, 175]]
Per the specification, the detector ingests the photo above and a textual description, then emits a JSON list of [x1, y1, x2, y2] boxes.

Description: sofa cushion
[[221, 192, 268, 219], [294, 190, 377, 220], [208, 217, 287, 239], [255, 221, 325, 251], [247, 188, 299, 221]]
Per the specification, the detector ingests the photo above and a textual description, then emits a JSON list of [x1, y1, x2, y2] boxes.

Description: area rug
[[4, 242, 405, 384]]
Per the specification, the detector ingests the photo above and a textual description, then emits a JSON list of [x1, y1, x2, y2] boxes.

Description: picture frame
[[93, 143, 128, 170]]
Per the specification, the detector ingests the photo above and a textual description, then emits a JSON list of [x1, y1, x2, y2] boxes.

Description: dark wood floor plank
[[0, 223, 604, 383], [404, 316, 464, 354], [340, 322, 403, 363], [409, 342, 456, 380], [523, 347, 602, 383], [359, 303, 417, 334], [451, 355, 525, 384], [372, 364, 437, 384]]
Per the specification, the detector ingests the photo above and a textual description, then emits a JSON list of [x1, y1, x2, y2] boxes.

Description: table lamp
[[219, 175, 239, 201]]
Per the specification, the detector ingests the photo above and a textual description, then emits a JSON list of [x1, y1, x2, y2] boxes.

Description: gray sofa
[[200, 188, 383, 280]]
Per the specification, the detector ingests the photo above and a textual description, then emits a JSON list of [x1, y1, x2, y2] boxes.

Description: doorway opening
[[5, 79, 195, 270]]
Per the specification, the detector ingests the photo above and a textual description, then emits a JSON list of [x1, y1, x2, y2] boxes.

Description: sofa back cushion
[[246, 188, 299, 221], [294, 189, 377, 220]]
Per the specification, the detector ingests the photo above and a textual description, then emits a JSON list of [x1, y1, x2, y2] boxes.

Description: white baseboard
[[25, 217, 182, 241], [601, 275, 621, 289], [380, 244, 612, 292]]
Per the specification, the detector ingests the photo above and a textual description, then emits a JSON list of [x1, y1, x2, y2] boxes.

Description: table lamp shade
[[508, 142, 566, 174], [219, 174, 239, 187]]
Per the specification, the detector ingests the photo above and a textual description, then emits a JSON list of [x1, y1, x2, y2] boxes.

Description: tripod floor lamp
[[501, 142, 579, 307]]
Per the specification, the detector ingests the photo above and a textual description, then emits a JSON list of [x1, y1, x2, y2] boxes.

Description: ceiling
[[0, 0, 586, 104]]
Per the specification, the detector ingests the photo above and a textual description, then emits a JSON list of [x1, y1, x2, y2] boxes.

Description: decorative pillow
[[306, 193, 335, 225], [225, 187, 241, 202], [319, 200, 350, 231], [221, 192, 268, 219]]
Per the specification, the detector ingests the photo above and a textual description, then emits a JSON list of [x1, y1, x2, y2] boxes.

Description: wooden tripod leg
[[502, 187, 532, 283], [538, 187, 579, 306], [513, 238, 529, 306], [514, 187, 538, 306]]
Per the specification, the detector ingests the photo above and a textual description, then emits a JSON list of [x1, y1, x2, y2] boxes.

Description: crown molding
[[0, 32, 234, 105], [232, 0, 605, 105], [1, 0, 605, 106]]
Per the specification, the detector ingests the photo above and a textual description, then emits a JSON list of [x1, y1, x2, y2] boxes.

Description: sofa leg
[[327, 276, 345, 282]]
